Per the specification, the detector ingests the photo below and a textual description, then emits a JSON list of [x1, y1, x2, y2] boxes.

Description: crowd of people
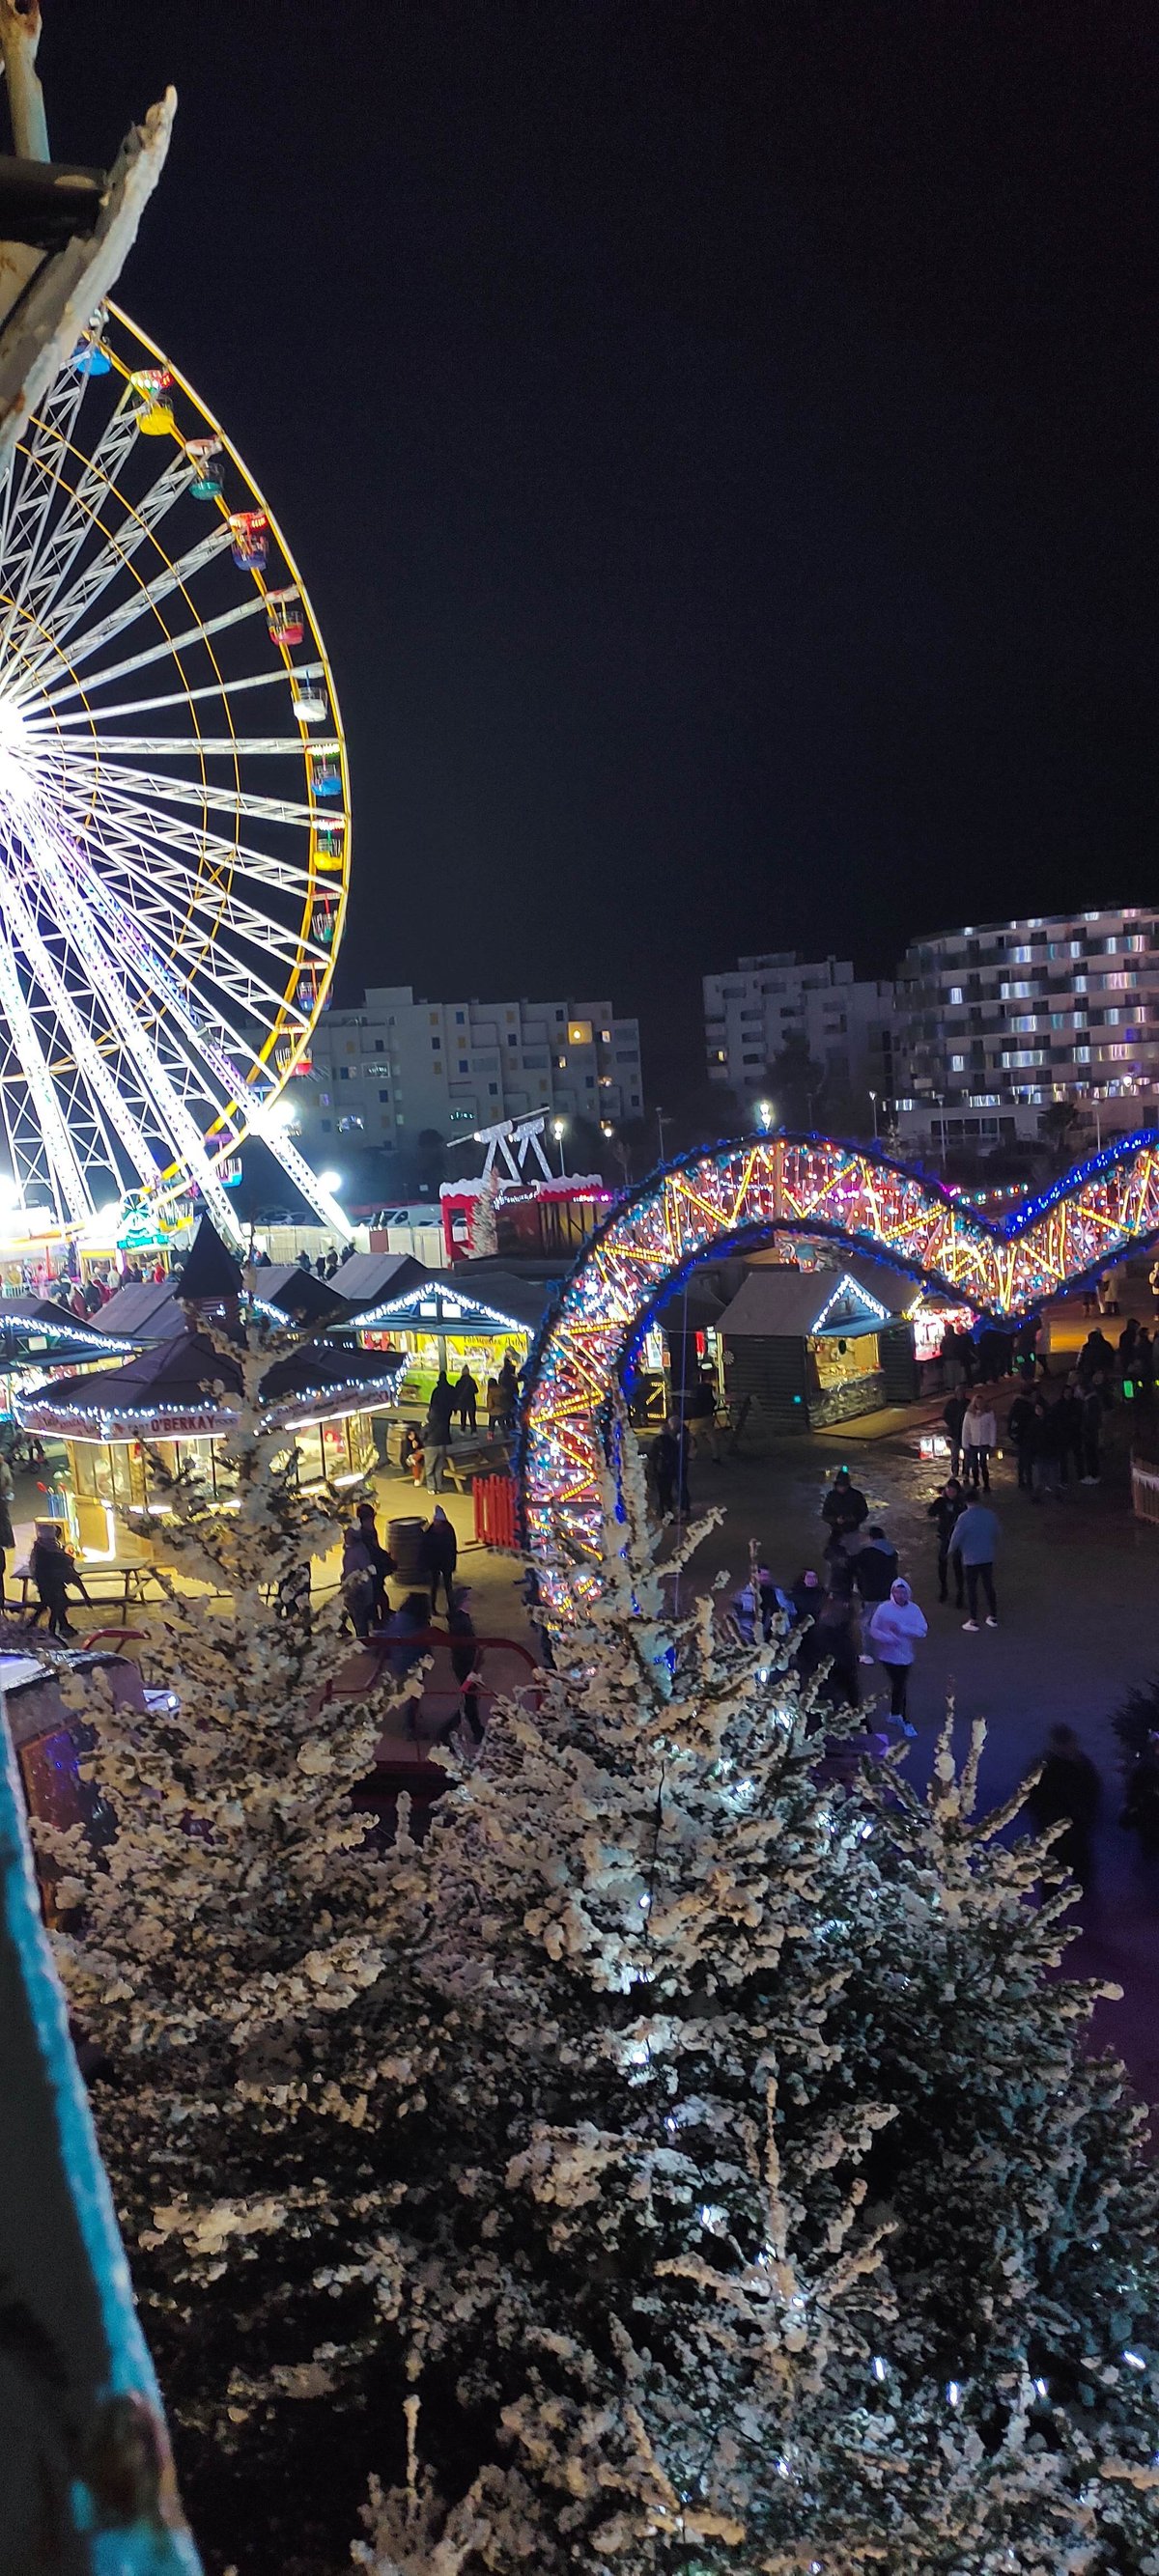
[[338, 1498, 483, 1741], [399, 1355, 523, 1491]]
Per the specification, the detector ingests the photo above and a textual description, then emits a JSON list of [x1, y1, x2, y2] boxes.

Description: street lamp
[[551, 1116, 567, 1176], [755, 1098, 775, 1134], [318, 1169, 343, 1193], [656, 1107, 671, 1162], [868, 1089, 879, 1142]]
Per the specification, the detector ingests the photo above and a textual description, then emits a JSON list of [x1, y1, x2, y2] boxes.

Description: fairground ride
[[0, 16, 352, 1253]]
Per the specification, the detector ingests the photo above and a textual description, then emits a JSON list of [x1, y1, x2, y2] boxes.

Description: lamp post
[[551, 1116, 567, 1177], [755, 1098, 775, 1134], [868, 1089, 879, 1142], [656, 1107, 670, 1163]]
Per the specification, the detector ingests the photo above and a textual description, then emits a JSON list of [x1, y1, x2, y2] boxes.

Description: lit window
[[948, 986, 964, 1004], [568, 1020, 593, 1046], [950, 1053, 966, 1071]]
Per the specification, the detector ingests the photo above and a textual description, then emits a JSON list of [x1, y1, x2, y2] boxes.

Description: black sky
[[39, 3, 1159, 1099]]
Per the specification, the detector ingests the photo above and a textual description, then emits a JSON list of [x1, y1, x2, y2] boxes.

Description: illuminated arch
[[522, 1128, 1159, 1603]]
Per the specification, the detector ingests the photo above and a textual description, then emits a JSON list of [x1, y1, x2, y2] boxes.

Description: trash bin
[[388, 1516, 425, 1581]]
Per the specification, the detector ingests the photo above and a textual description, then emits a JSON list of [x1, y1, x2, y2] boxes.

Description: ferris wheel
[[0, 298, 352, 1243]]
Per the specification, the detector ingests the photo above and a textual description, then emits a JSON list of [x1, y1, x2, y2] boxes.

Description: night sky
[[40, 4, 1159, 1106]]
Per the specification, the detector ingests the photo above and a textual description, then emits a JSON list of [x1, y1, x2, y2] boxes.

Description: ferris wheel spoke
[[24, 659, 326, 732], [78, 787, 316, 898], [0, 915, 93, 1219], [14, 448, 199, 685], [0, 846, 161, 1188], [55, 820, 313, 1040], [6, 392, 143, 661], [87, 756, 319, 830], [54, 840, 291, 1187], [36, 589, 279, 713], [27, 520, 236, 696], [15, 830, 244, 1235], [58, 789, 324, 974], [0, 367, 93, 664], [74, 733, 312, 760]]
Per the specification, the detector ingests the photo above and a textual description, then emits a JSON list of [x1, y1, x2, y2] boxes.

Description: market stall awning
[[0, 1297, 133, 1366], [254, 1263, 355, 1326], [327, 1250, 432, 1311], [17, 1329, 406, 1442], [717, 1267, 894, 1341], [353, 1271, 546, 1338]]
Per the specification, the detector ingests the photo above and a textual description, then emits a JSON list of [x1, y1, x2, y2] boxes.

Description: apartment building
[[703, 953, 898, 1112], [896, 907, 1159, 1121], [288, 985, 644, 1160]]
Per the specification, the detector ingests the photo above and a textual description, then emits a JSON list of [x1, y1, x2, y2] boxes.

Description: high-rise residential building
[[286, 985, 644, 1162], [703, 954, 898, 1114], [896, 906, 1159, 1126]]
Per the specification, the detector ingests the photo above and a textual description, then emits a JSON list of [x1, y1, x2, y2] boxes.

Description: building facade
[[288, 985, 644, 1161], [703, 954, 898, 1116], [896, 906, 1159, 1128]]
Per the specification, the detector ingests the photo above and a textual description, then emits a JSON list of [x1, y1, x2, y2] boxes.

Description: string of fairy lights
[[521, 1129, 1159, 1609]]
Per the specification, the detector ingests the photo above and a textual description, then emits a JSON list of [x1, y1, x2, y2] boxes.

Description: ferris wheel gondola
[[0, 300, 352, 1243]]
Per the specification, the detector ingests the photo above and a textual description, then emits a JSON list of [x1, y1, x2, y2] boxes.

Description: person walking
[[961, 1391, 997, 1492], [340, 1523, 377, 1641], [867, 1577, 927, 1735], [354, 1500, 395, 1622], [1054, 1378, 1085, 1488], [852, 1525, 898, 1606], [1006, 1386, 1036, 1493], [426, 1369, 456, 1444], [1026, 1724, 1101, 1889], [950, 1496, 1000, 1631], [926, 1476, 965, 1606], [1137, 1326, 1155, 1412], [496, 1354, 521, 1431], [1030, 1392, 1062, 1503], [453, 1364, 478, 1434], [943, 1388, 969, 1478], [1080, 1376, 1106, 1485], [27, 1523, 90, 1640], [417, 1502, 458, 1620], [445, 1589, 484, 1744], [821, 1466, 869, 1544]]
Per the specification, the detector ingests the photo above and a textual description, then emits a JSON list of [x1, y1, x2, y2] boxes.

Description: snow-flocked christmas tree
[[38, 1307, 424, 2574], [355, 1436, 1159, 2576], [46, 1378, 1159, 2576]]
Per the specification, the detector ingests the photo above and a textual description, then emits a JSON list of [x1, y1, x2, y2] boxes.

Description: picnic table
[[13, 1550, 169, 1621]]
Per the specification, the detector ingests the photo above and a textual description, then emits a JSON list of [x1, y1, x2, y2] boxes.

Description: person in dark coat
[[812, 1588, 861, 1712], [1027, 1724, 1100, 1888], [1080, 1377, 1107, 1484], [820, 1468, 868, 1543], [341, 1524, 377, 1641], [1006, 1388, 1036, 1493], [28, 1523, 91, 1640], [926, 1477, 965, 1605], [852, 1526, 898, 1605], [446, 1589, 484, 1743], [1136, 1326, 1155, 1411], [417, 1503, 458, 1619], [942, 1390, 968, 1478], [651, 1419, 690, 1519], [496, 1354, 521, 1429], [454, 1365, 478, 1433], [1120, 1741, 1159, 1862], [426, 1370, 456, 1444], [355, 1501, 395, 1621]]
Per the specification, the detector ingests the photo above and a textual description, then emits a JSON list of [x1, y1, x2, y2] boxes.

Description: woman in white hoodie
[[867, 1577, 928, 1734], [962, 1391, 998, 1492]]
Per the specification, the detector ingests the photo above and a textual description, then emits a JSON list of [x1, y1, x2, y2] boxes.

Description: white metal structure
[[0, 300, 352, 1244]]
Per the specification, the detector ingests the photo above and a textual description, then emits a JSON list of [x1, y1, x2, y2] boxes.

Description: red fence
[[473, 1472, 519, 1550]]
